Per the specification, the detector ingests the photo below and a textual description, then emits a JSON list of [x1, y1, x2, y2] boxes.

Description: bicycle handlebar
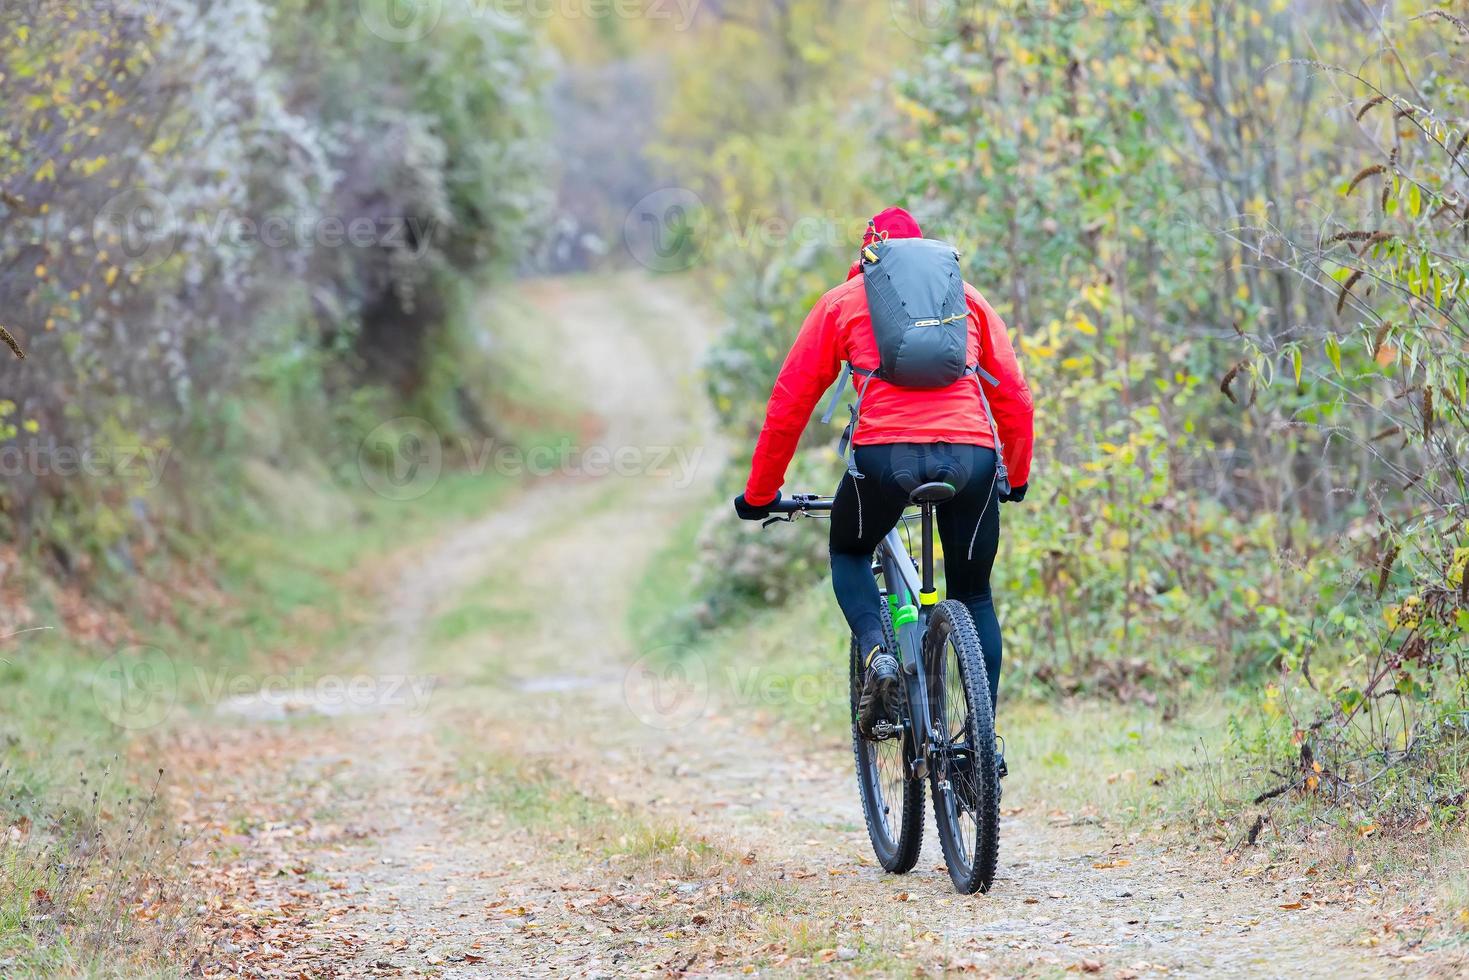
[[768, 493, 834, 513], [760, 493, 835, 527]]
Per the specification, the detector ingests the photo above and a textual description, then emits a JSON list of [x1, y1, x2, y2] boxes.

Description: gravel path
[[173, 272, 1447, 979]]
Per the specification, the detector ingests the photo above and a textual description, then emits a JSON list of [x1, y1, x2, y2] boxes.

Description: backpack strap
[[965, 363, 1000, 387], [821, 360, 1011, 492], [821, 362, 878, 479], [966, 364, 1012, 495], [819, 363, 853, 426]]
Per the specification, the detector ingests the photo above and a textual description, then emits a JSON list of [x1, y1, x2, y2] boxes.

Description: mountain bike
[[764, 483, 1001, 894]]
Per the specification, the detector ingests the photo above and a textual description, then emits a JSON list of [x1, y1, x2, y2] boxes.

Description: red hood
[[847, 206, 923, 280]]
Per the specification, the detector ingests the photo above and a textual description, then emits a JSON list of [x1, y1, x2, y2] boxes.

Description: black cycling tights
[[829, 443, 1003, 709]]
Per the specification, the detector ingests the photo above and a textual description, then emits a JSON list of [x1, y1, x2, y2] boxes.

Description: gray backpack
[[820, 236, 1011, 493]]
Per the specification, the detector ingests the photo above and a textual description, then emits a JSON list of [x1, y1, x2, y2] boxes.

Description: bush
[[0, 0, 549, 575]]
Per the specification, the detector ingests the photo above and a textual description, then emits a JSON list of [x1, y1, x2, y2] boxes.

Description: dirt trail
[[174, 272, 1445, 979]]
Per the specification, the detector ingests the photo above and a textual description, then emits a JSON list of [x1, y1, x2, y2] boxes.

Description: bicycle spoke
[[940, 635, 977, 855], [926, 600, 999, 893], [850, 600, 923, 874], [872, 738, 904, 825]]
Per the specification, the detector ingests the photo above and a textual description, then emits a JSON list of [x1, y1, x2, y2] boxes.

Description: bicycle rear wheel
[[925, 599, 1000, 894], [850, 600, 923, 873]]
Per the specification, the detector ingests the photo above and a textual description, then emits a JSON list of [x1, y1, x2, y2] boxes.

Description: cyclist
[[733, 207, 1033, 753]]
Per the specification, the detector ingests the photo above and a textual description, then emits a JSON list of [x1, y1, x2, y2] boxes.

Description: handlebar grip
[[767, 494, 834, 513]]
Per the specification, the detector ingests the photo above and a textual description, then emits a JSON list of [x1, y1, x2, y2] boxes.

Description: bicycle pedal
[[870, 720, 901, 739]]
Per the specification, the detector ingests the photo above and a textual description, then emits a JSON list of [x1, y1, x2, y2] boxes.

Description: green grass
[[751, 916, 906, 975], [0, 354, 572, 975], [453, 744, 733, 875], [675, 574, 1259, 832], [697, 585, 852, 735], [429, 597, 533, 645], [0, 470, 520, 975], [1001, 697, 1246, 826], [685, 574, 1469, 950], [626, 503, 707, 648]]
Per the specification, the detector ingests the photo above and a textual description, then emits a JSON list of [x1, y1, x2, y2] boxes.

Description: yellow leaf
[[105, 266, 119, 287], [1072, 314, 1098, 336], [34, 264, 47, 278], [35, 159, 56, 182]]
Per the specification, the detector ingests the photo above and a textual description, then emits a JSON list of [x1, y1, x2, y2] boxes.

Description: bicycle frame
[[876, 512, 940, 780], [764, 489, 998, 892], [766, 493, 942, 779]]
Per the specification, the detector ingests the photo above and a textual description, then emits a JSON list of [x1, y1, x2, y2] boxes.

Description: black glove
[[733, 491, 781, 521], [999, 482, 1028, 504]]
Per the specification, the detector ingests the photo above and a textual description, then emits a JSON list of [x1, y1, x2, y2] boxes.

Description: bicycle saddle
[[908, 481, 956, 505]]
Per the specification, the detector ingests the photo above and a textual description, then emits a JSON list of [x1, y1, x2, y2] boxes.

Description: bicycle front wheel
[[850, 600, 923, 873], [925, 599, 1000, 894]]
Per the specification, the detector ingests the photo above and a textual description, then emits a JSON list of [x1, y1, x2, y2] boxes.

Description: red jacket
[[743, 275, 1034, 505]]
